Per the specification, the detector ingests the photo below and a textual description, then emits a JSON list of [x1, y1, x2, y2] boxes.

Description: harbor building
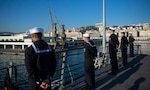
[[0, 23, 150, 50]]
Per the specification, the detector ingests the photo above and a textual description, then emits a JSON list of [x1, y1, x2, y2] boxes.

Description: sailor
[[108, 27, 119, 75], [120, 30, 128, 66], [129, 32, 135, 57], [25, 27, 56, 90], [83, 33, 97, 90]]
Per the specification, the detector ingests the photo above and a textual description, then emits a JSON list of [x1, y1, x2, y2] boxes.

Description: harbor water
[[0, 44, 150, 89]]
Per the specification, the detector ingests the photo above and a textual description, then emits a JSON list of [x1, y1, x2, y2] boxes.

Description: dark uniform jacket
[[120, 36, 128, 51], [129, 35, 135, 57], [109, 34, 119, 53], [109, 33, 119, 74], [84, 40, 97, 71], [25, 40, 56, 83], [129, 36, 135, 44]]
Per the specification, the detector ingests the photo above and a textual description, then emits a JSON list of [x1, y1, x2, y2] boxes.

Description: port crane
[[48, 6, 61, 30], [48, 5, 66, 48]]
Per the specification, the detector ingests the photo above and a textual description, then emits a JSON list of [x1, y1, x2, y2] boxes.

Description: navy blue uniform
[[120, 36, 128, 66], [109, 34, 119, 74], [84, 40, 97, 89], [129, 36, 135, 57], [25, 40, 56, 90]]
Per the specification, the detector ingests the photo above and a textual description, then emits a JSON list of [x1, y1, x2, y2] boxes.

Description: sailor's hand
[[116, 45, 119, 49], [40, 79, 50, 89], [93, 59, 96, 62], [93, 57, 97, 61], [40, 82, 50, 89]]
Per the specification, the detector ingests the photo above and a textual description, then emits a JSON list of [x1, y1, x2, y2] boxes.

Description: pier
[[0, 42, 31, 50]]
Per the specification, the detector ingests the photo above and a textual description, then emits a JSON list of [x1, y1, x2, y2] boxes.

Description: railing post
[[22, 45, 24, 50], [12, 45, 15, 49], [9, 62, 13, 78], [59, 52, 66, 90], [4, 44, 6, 49], [66, 62, 73, 83], [138, 45, 141, 54]]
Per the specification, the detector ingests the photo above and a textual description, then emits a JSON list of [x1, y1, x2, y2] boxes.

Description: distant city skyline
[[0, 0, 150, 33]]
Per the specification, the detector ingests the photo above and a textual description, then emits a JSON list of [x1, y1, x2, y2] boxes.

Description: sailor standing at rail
[[120, 31, 129, 66], [129, 32, 135, 57], [83, 33, 97, 90], [108, 27, 119, 75], [25, 27, 56, 90]]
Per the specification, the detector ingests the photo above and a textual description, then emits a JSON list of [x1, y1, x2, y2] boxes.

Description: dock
[[63, 54, 150, 90]]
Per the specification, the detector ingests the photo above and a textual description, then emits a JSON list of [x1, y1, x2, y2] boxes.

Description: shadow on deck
[[64, 54, 150, 90]]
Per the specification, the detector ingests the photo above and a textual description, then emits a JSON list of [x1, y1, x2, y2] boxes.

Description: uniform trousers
[[121, 49, 127, 66], [130, 43, 134, 57], [85, 68, 95, 90], [109, 51, 119, 74]]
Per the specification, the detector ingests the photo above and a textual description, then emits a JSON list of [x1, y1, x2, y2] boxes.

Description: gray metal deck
[[64, 54, 150, 90]]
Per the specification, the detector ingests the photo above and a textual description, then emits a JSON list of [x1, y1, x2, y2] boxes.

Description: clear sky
[[0, 0, 150, 32]]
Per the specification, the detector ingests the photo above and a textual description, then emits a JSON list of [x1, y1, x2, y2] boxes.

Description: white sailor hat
[[83, 33, 90, 37], [129, 32, 132, 34], [120, 30, 125, 33], [109, 27, 116, 31], [29, 27, 44, 34]]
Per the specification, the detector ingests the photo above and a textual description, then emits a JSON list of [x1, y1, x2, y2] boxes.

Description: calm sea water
[[0, 44, 150, 89]]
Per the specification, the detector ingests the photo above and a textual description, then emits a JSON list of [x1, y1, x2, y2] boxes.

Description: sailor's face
[[121, 33, 124, 37], [83, 37, 89, 42], [83, 37, 86, 41], [108, 30, 111, 34], [31, 34, 35, 42], [107, 30, 112, 35]]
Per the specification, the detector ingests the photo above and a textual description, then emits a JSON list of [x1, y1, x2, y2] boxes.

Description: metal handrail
[[0, 51, 84, 90]]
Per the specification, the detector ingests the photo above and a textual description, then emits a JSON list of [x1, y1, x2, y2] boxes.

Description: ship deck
[[63, 54, 150, 90]]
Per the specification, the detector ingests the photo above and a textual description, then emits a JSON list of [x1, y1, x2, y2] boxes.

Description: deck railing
[[0, 45, 141, 90]]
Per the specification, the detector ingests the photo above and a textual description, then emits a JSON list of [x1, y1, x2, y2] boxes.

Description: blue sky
[[0, 0, 150, 32]]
